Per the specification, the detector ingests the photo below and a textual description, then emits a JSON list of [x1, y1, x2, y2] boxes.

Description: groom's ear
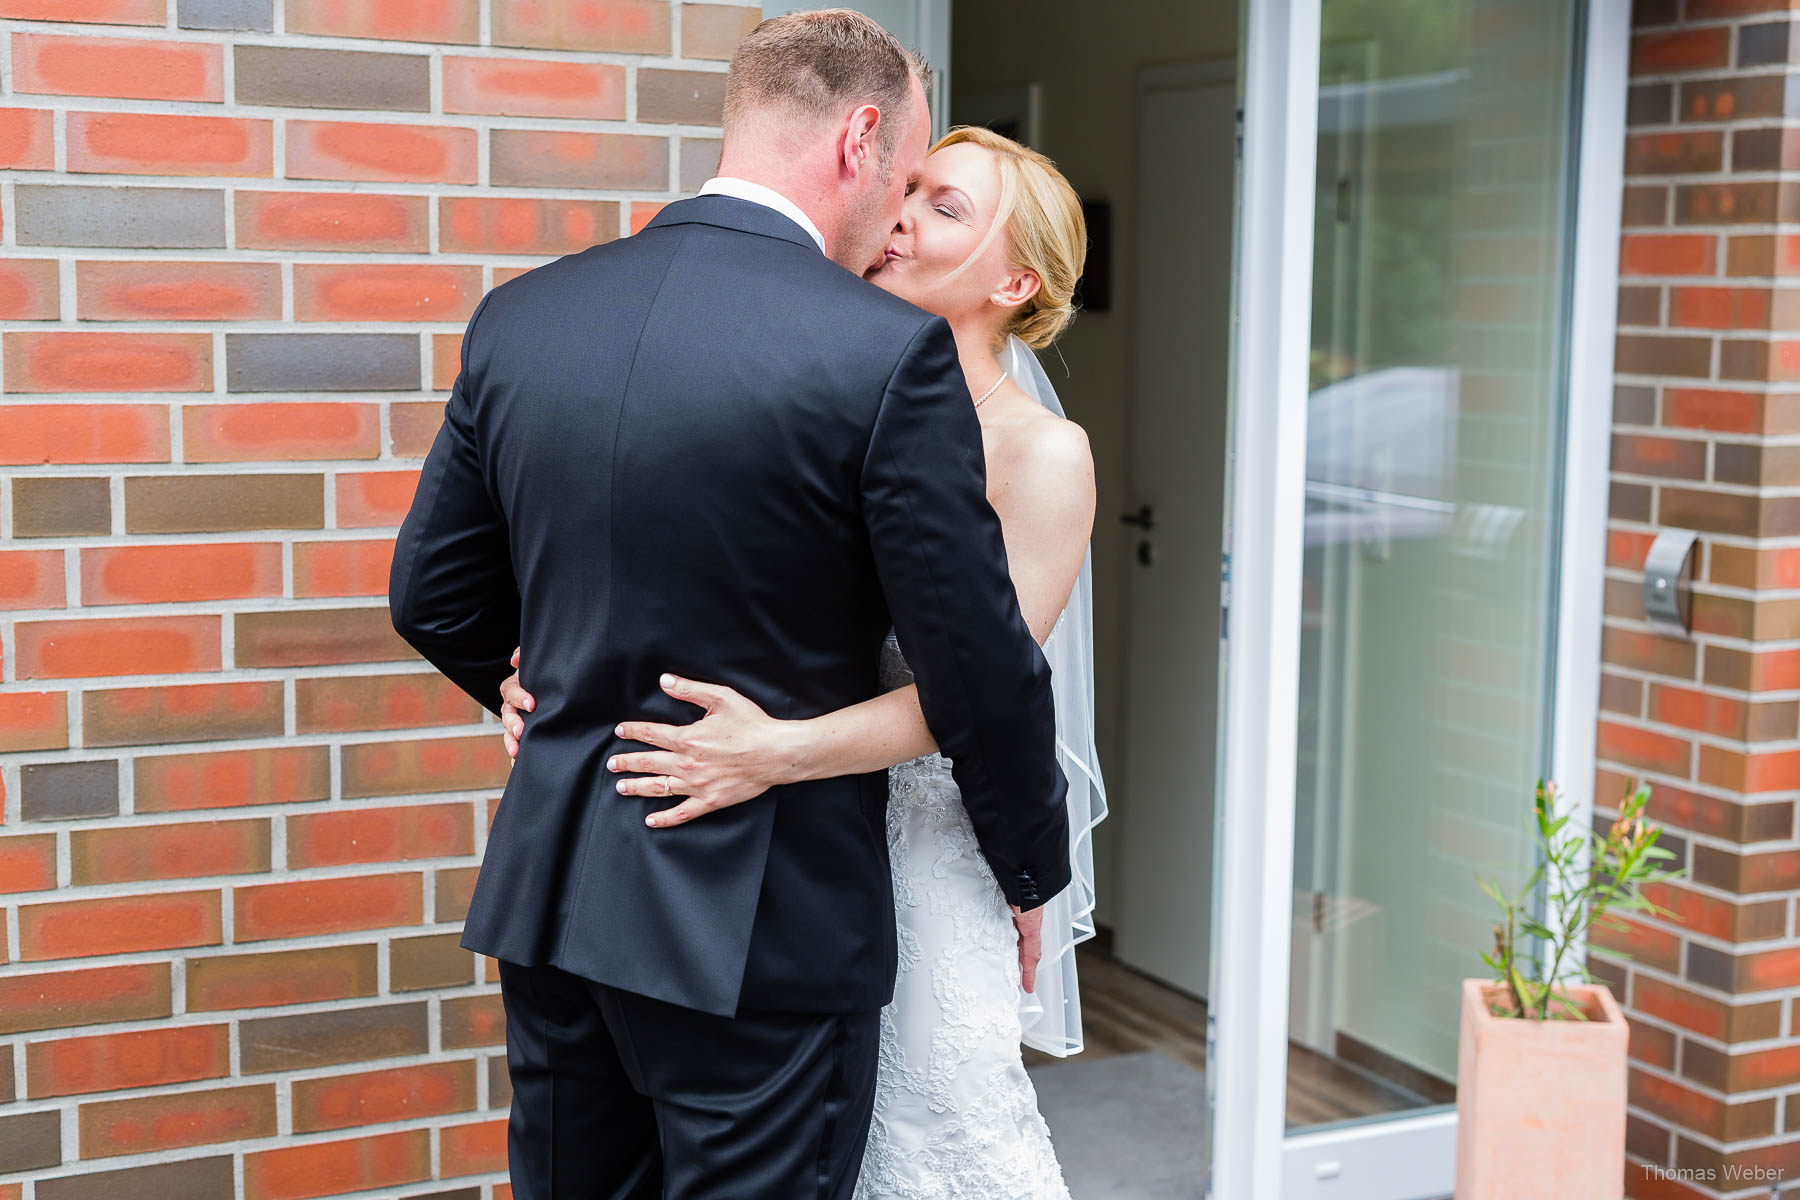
[[839, 103, 882, 179], [991, 267, 1041, 311]]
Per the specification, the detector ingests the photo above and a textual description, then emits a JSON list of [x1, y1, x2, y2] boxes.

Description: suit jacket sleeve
[[388, 289, 521, 716], [860, 315, 1072, 911]]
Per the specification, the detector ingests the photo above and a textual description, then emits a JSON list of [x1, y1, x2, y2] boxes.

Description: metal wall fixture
[[1643, 528, 1698, 638]]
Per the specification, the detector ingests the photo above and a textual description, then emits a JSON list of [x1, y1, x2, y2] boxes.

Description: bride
[[497, 124, 1107, 1200]]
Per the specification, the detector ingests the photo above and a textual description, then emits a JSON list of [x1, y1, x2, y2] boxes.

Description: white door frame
[[1212, 0, 1629, 1198], [1207, 0, 1321, 1196]]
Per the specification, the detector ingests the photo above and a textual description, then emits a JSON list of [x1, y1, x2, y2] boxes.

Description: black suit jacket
[[389, 194, 1071, 1018]]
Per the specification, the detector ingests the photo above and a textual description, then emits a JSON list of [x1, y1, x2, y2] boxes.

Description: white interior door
[[1110, 60, 1238, 1002]]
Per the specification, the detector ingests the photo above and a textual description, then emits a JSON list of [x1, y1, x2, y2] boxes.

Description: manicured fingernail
[[660, 674, 675, 688], [616, 781, 627, 793], [615, 724, 626, 736], [645, 815, 657, 827], [608, 757, 618, 770]]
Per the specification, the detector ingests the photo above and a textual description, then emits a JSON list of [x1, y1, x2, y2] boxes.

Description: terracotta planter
[[1453, 977, 1629, 1200]]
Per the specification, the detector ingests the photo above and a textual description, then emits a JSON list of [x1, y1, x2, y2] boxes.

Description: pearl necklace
[[974, 371, 1007, 409]]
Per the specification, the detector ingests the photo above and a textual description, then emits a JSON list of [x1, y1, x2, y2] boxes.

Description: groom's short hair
[[724, 9, 929, 173]]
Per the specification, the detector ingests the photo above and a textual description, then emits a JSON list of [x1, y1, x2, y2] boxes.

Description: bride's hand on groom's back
[[499, 654, 798, 827], [607, 674, 801, 828]]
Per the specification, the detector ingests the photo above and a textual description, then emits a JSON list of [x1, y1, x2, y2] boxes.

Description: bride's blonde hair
[[930, 125, 1086, 351]]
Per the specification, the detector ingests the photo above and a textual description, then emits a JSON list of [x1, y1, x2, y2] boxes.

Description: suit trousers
[[497, 959, 883, 1199]]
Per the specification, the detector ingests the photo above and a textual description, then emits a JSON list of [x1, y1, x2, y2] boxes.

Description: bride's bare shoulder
[[984, 385, 1093, 522], [988, 383, 1090, 471]]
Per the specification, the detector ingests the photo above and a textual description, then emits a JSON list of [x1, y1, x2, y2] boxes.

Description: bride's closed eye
[[927, 186, 972, 224]]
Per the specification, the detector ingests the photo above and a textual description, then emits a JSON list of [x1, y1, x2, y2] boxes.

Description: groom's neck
[[716, 146, 842, 256]]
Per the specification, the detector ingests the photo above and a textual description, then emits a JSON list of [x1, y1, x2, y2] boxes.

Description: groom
[[389, 9, 1071, 1198]]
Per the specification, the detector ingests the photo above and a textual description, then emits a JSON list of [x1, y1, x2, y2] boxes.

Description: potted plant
[[1454, 778, 1685, 1200]]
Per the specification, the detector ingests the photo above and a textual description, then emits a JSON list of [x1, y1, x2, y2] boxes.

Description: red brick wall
[[0, 2, 755, 1194], [1604, 2, 1800, 1195]]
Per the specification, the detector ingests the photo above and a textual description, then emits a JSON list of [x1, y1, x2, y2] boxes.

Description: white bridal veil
[[1004, 333, 1109, 1058]]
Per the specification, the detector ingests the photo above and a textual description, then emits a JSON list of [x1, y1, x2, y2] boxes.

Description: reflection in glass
[[1288, 0, 1580, 1130]]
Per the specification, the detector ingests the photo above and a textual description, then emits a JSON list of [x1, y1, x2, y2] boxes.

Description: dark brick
[[488, 1054, 511, 1108], [1601, 672, 1644, 715], [1616, 333, 1712, 377], [178, 0, 273, 29], [390, 932, 474, 991], [1611, 480, 1654, 523], [1746, 700, 1799, 741], [1686, 942, 1737, 994], [1626, 1112, 1672, 1164], [1731, 126, 1782, 171], [226, 333, 419, 392], [1762, 494, 1800, 534], [20, 760, 119, 822], [638, 68, 727, 125], [125, 474, 324, 534], [489, 131, 669, 190], [1656, 482, 1756, 536], [1586, 953, 1629, 997], [1679, 1043, 1730, 1097], [1623, 184, 1669, 226], [679, 138, 722, 192], [12, 477, 110, 538], [1744, 800, 1794, 840], [15, 185, 226, 249], [0, 1108, 59, 1175], [240, 1002, 428, 1074], [434, 865, 478, 923], [37, 1154, 235, 1200], [1714, 442, 1761, 484], [1628, 82, 1674, 125], [1618, 285, 1662, 326], [234, 608, 413, 667], [1614, 384, 1657, 425], [1720, 338, 1769, 380], [235, 45, 430, 112], [1738, 20, 1795, 68]]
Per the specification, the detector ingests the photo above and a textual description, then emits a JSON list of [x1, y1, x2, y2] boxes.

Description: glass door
[[1291, 0, 1589, 1148], [1213, 0, 1620, 1196]]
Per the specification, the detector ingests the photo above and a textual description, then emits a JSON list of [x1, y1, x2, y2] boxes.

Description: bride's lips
[[864, 247, 902, 279]]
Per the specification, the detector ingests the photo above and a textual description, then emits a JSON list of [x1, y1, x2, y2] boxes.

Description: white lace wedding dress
[[851, 629, 1073, 1200]]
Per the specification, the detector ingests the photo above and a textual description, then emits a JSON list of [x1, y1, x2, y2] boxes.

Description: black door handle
[[1121, 504, 1156, 530]]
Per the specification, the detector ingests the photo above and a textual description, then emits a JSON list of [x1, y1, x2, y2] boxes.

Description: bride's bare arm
[[769, 413, 1096, 781], [498, 412, 1096, 827]]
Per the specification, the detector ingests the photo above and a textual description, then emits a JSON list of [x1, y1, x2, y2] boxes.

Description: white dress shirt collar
[[696, 176, 827, 255]]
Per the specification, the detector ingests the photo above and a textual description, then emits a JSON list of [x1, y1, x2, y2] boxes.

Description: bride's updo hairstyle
[[933, 125, 1087, 350]]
